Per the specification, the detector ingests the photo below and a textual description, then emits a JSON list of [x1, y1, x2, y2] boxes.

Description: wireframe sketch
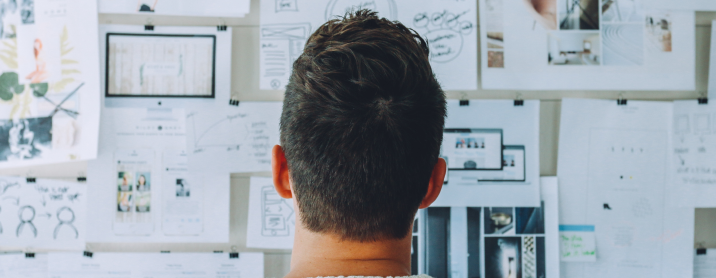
[[325, 0, 397, 21], [602, 0, 644, 23], [674, 114, 690, 135], [602, 24, 644, 65], [137, 0, 157, 12], [106, 34, 215, 97], [261, 185, 294, 237], [53, 206, 77, 239], [694, 114, 710, 135], [0, 117, 52, 162], [275, 0, 297, 12], [260, 23, 311, 90], [558, 0, 598, 30], [547, 32, 600, 65], [191, 114, 271, 154], [645, 13, 672, 52], [19, 0, 31, 24], [16, 205, 36, 238], [413, 9, 474, 63]]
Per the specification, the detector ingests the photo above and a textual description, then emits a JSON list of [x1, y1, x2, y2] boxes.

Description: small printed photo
[[117, 191, 133, 212], [548, 32, 600, 65], [117, 171, 133, 192], [515, 203, 545, 234], [20, 0, 33, 24], [558, 0, 599, 30], [487, 32, 504, 49], [0, 117, 52, 161], [135, 190, 151, 212], [484, 237, 522, 278], [602, 24, 644, 65], [135, 172, 151, 191], [176, 178, 190, 197], [455, 137, 485, 149], [488, 50, 504, 68], [646, 13, 672, 52], [503, 154, 516, 167], [602, 0, 644, 23], [137, 0, 157, 12], [484, 207, 515, 235]]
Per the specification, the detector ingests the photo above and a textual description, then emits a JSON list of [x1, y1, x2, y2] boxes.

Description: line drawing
[[325, 0, 397, 21], [2, 196, 19, 205], [0, 179, 20, 194], [275, 0, 298, 12], [260, 23, 312, 89], [16, 205, 37, 238], [54, 206, 78, 239], [413, 9, 474, 63], [261, 185, 294, 237]]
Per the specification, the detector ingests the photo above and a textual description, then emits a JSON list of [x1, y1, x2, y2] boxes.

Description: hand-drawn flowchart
[[260, 0, 478, 91]]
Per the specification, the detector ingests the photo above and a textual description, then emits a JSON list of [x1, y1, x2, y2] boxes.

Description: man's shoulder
[[313, 275, 433, 278]]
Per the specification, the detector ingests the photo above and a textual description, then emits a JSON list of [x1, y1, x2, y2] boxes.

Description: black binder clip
[[229, 99, 240, 106], [617, 92, 627, 106], [25, 253, 35, 258], [459, 100, 469, 106], [83, 251, 93, 258], [144, 18, 154, 31], [77, 177, 87, 182], [698, 92, 708, 105], [514, 93, 524, 106], [229, 246, 239, 259], [26, 177, 36, 183], [217, 25, 228, 31], [697, 243, 707, 255]]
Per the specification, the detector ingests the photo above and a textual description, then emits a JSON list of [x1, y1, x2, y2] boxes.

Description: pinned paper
[[559, 225, 596, 262]]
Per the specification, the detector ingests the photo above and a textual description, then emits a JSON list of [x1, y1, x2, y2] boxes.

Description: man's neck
[[285, 224, 413, 278]]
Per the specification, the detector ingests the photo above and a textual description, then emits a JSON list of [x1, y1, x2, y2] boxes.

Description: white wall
[[1, 1, 715, 276]]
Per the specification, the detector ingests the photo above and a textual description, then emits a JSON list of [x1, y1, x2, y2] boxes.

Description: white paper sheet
[[479, 0, 695, 90], [99, 24, 233, 108], [0, 0, 101, 169], [418, 176, 559, 277], [259, 0, 478, 91], [86, 107, 229, 243], [557, 98, 695, 278], [0, 177, 86, 250], [643, 0, 716, 11], [47, 252, 264, 277], [246, 176, 295, 249], [433, 100, 541, 207], [672, 100, 716, 207], [98, 0, 250, 17], [709, 21, 716, 99], [696, 249, 716, 278], [0, 253, 48, 278], [559, 225, 597, 262], [186, 102, 282, 174]]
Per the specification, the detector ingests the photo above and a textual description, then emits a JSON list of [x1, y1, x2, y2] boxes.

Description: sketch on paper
[[261, 185, 294, 237], [412, 9, 474, 63], [276, 0, 298, 12], [260, 23, 311, 90], [324, 0, 397, 21], [189, 113, 271, 154], [0, 177, 86, 248]]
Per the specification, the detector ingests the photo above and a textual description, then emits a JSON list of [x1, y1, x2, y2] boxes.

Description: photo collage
[[485, 0, 504, 68], [546, 0, 672, 66], [419, 204, 547, 278]]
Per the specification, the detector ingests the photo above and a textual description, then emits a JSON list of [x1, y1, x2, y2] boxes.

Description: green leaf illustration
[[30, 83, 48, 97], [0, 72, 19, 100]]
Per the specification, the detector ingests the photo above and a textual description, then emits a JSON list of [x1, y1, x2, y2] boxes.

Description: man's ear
[[419, 158, 446, 209], [272, 145, 293, 199]]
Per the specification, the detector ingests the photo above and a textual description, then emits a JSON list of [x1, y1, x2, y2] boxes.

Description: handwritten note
[[559, 225, 597, 262]]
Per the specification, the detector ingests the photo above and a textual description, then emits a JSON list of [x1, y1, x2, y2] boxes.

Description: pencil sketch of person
[[16, 205, 36, 238], [53, 207, 78, 239], [25, 38, 48, 83], [137, 0, 158, 12]]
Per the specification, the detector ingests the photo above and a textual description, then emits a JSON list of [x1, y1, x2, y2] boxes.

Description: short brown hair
[[280, 10, 446, 241]]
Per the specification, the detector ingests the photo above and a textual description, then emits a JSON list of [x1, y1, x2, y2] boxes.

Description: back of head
[[281, 10, 446, 241]]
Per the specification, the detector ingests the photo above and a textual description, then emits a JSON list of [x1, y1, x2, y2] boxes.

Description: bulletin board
[[0, 0, 714, 276]]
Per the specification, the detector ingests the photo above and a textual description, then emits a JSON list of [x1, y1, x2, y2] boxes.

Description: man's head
[[273, 10, 446, 242]]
